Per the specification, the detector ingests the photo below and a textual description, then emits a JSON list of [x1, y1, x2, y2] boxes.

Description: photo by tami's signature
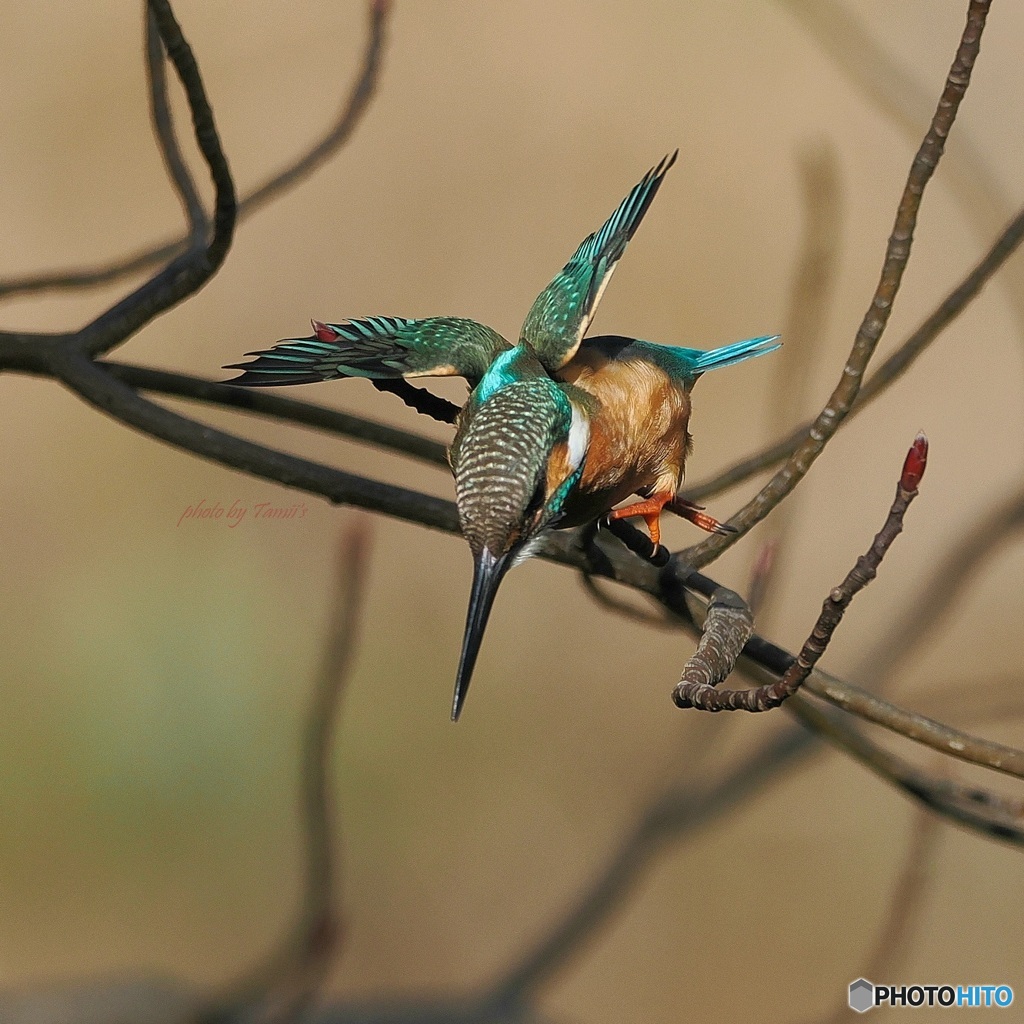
[[176, 498, 309, 528]]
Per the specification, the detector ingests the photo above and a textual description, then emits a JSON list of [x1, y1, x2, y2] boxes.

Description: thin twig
[[145, 5, 208, 250], [0, 1, 391, 305], [805, 669, 1024, 781], [779, 0, 1024, 359], [677, 0, 990, 565], [686, 201, 1024, 504], [675, 435, 927, 711]]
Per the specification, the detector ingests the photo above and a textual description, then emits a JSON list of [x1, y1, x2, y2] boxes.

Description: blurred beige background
[[2, 2, 1023, 1020]]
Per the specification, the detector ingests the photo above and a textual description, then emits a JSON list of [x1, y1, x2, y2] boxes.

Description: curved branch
[[74, 0, 237, 357], [0, 0, 390, 304], [676, 436, 927, 711], [145, 5, 207, 249]]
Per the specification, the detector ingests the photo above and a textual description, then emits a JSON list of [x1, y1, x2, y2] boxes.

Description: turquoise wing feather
[[520, 152, 677, 373], [225, 316, 511, 387]]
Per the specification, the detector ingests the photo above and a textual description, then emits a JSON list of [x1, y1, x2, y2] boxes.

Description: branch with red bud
[[674, 434, 928, 712]]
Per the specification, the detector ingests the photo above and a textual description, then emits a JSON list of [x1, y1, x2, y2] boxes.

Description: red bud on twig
[[901, 432, 929, 492]]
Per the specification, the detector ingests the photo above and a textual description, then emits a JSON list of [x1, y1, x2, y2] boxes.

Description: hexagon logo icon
[[849, 978, 874, 1013]]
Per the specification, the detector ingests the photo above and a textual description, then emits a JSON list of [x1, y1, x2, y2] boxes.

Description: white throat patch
[[566, 402, 590, 471]]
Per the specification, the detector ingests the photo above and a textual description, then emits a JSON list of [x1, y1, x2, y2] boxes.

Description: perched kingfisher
[[226, 154, 779, 718]]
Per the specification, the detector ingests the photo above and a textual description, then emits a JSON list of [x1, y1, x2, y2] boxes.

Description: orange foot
[[607, 491, 673, 547], [666, 495, 737, 536]]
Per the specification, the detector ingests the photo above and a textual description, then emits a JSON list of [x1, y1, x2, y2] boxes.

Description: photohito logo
[[848, 979, 1014, 1012]]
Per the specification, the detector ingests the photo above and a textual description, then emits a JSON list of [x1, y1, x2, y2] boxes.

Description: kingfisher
[[226, 154, 779, 718]]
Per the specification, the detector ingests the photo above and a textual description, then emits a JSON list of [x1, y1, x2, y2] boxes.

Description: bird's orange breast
[[556, 348, 693, 526]]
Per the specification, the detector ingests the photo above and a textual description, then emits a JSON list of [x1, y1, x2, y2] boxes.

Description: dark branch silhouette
[[0, 1, 391, 304]]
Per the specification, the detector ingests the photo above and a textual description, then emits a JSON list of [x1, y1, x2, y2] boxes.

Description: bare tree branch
[[686, 203, 1024, 503], [778, 0, 1024, 360], [675, 0, 989, 568], [145, 4, 207, 251], [0, 1, 391, 305], [74, 0, 237, 358], [805, 669, 1024, 781], [103, 361, 450, 467]]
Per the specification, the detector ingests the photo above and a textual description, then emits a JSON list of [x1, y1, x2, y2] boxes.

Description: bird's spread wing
[[224, 316, 511, 387], [519, 152, 677, 373]]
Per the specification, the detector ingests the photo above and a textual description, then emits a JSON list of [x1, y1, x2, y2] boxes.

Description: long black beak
[[452, 548, 511, 721]]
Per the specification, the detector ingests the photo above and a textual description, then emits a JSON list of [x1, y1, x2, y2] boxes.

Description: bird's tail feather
[[688, 334, 781, 374]]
